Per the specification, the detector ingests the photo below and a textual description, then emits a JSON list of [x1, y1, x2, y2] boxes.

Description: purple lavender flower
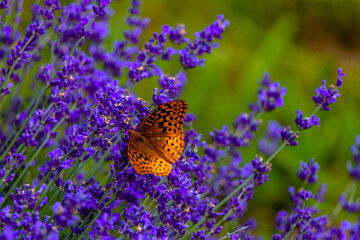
[[169, 24, 187, 44], [0, 0, 8, 9], [336, 68, 345, 87], [179, 15, 229, 68], [128, 50, 156, 82], [0, 79, 13, 98], [273, 186, 318, 238], [40, 0, 61, 20], [210, 125, 231, 146], [249, 73, 287, 113], [0, 0, 352, 239], [297, 159, 319, 184], [0, 23, 21, 60], [280, 126, 299, 146], [338, 193, 360, 213], [315, 183, 327, 203], [124, 0, 149, 44], [312, 68, 345, 111], [252, 156, 271, 186], [0, 0, 60, 96], [295, 110, 320, 130], [347, 135, 360, 180]]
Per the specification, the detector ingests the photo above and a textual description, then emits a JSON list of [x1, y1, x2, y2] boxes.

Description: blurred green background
[[17, 0, 360, 238], [109, 0, 360, 238]]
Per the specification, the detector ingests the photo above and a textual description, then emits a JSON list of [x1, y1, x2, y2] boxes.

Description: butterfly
[[127, 100, 187, 176]]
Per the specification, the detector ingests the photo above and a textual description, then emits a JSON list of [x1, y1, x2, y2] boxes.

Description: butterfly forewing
[[127, 100, 187, 176], [139, 100, 187, 137]]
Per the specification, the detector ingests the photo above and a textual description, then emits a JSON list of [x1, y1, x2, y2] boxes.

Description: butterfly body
[[127, 100, 187, 176]]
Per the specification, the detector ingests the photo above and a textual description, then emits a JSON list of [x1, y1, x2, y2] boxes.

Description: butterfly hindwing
[[127, 131, 173, 176], [148, 132, 185, 163], [127, 138, 153, 175], [151, 156, 172, 176]]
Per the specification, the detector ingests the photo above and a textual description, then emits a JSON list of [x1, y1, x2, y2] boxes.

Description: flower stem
[[39, 189, 62, 218], [74, 185, 122, 240], [218, 226, 249, 240], [0, 86, 49, 164], [180, 173, 254, 240], [35, 148, 73, 192], [0, 23, 41, 89], [85, 133, 123, 179], [0, 137, 49, 207], [33, 169, 63, 213], [182, 133, 287, 239]]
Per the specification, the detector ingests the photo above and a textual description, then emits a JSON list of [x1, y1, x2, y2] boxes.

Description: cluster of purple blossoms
[[0, 1, 356, 240], [0, 0, 61, 98], [271, 68, 360, 239], [347, 135, 360, 180], [297, 158, 319, 184], [312, 68, 344, 111], [273, 151, 360, 239]]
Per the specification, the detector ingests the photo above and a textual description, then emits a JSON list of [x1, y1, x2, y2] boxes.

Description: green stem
[[0, 137, 49, 207], [0, 86, 49, 164], [330, 182, 352, 221], [282, 222, 296, 240], [182, 141, 287, 239], [348, 181, 357, 202], [309, 104, 323, 119], [174, 67, 184, 78], [39, 189, 62, 218], [67, 18, 95, 60], [218, 226, 249, 240], [0, 161, 23, 193], [264, 142, 286, 165], [85, 134, 122, 179], [35, 148, 73, 192], [33, 169, 63, 212], [180, 174, 254, 240], [64, 159, 81, 182], [75, 186, 122, 240], [17, 107, 61, 156], [76, 211, 101, 240], [213, 209, 234, 232], [1, 31, 38, 89], [65, 150, 99, 182], [0, 129, 14, 153]]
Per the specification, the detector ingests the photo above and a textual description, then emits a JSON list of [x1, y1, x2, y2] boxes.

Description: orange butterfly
[[127, 100, 187, 176]]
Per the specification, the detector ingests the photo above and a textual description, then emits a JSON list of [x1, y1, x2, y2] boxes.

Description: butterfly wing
[[152, 157, 172, 176], [139, 100, 187, 137], [127, 138, 153, 175], [127, 132, 172, 176], [139, 100, 187, 163], [148, 133, 185, 163]]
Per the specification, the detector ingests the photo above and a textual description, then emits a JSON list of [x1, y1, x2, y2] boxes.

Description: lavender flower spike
[[295, 110, 320, 130], [312, 68, 344, 111], [297, 159, 319, 184], [347, 135, 360, 180], [280, 126, 299, 146]]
